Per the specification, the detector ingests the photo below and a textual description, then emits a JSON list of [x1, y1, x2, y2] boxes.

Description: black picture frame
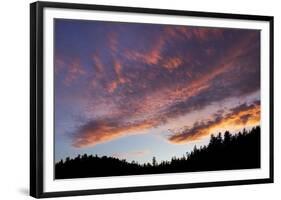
[[30, 1, 274, 198]]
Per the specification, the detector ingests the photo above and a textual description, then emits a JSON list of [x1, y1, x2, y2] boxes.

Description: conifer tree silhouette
[[55, 126, 261, 179]]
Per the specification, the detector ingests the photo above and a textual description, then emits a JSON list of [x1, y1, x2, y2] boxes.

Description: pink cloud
[[124, 36, 166, 65], [168, 102, 260, 144], [63, 58, 85, 86], [72, 118, 159, 148], [112, 149, 150, 159], [92, 54, 103, 73], [162, 57, 183, 71], [107, 32, 118, 53]]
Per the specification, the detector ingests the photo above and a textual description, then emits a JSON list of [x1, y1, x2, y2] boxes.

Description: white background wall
[[0, 0, 280, 199]]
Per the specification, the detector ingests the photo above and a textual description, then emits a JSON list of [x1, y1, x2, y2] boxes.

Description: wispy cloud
[[107, 31, 118, 53], [168, 101, 260, 144], [54, 20, 260, 148], [92, 54, 104, 73], [162, 57, 183, 71], [106, 59, 127, 93], [124, 35, 165, 65], [63, 58, 85, 86], [164, 26, 224, 41], [72, 118, 160, 148], [112, 149, 150, 159]]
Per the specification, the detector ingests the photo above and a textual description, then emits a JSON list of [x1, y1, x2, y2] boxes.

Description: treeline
[[55, 126, 260, 179]]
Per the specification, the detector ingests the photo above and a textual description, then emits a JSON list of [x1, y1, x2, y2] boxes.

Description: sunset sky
[[54, 19, 260, 164]]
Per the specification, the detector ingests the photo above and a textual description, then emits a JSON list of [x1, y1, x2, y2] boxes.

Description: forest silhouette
[[55, 126, 260, 179]]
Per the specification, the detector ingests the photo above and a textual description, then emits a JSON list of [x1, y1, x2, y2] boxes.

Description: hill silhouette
[[55, 126, 260, 179]]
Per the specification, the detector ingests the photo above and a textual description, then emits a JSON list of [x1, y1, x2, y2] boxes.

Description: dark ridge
[[55, 126, 260, 179]]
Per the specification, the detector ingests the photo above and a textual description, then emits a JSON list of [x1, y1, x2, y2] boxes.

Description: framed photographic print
[[30, 1, 274, 198]]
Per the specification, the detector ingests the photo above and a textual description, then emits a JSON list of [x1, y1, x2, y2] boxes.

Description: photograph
[[30, 1, 273, 198], [54, 19, 261, 179]]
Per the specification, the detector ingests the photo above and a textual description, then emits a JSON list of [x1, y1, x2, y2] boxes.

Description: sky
[[54, 19, 261, 164]]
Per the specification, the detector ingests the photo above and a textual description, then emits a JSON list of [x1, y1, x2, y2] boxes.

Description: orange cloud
[[125, 36, 165, 65], [130, 41, 248, 117], [106, 59, 127, 93], [98, 32, 256, 143], [71, 29, 260, 148], [106, 81, 118, 93], [147, 37, 165, 65], [168, 102, 260, 144], [73, 118, 159, 148], [113, 59, 126, 84], [129, 30, 257, 118], [163, 57, 183, 71], [124, 26, 223, 67]]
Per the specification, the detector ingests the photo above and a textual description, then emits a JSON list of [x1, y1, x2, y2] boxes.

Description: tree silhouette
[[152, 156, 157, 167], [55, 126, 261, 179], [224, 131, 231, 145]]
